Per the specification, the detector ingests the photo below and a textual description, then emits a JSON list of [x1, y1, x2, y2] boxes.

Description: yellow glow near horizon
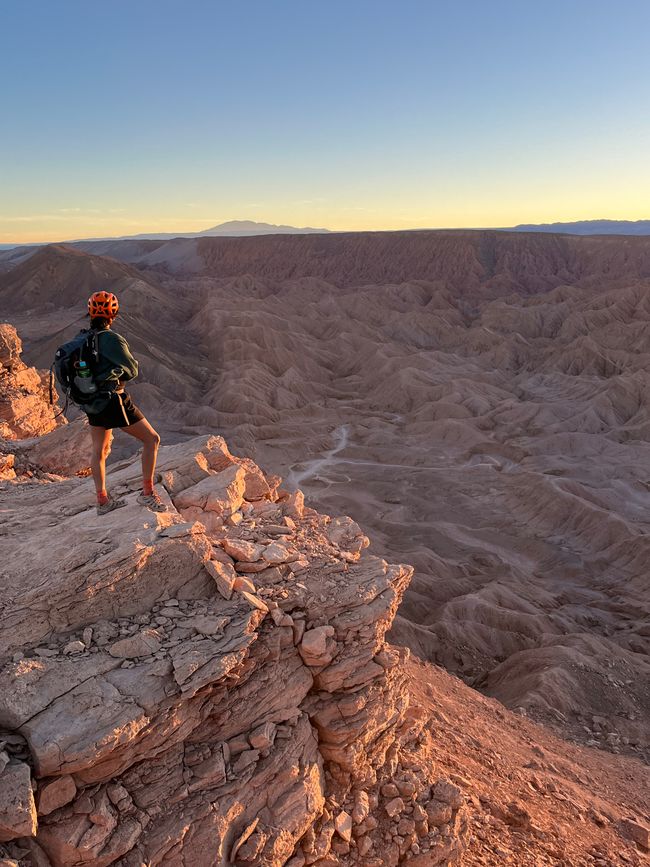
[[3, 201, 650, 245]]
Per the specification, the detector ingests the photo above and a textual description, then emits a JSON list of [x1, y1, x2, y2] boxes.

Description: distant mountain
[[75, 220, 331, 243], [198, 220, 330, 237], [0, 221, 331, 252], [507, 219, 650, 235]]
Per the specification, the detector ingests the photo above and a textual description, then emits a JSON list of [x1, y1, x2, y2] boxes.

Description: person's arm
[[100, 332, 139, 382]]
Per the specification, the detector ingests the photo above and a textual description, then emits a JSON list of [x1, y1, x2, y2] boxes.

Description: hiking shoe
[[96, 497, 127, 516], [137, 491, 168, 513]]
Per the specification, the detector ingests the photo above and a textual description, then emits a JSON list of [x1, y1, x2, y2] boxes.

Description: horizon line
[[3, 216, 650, 247]]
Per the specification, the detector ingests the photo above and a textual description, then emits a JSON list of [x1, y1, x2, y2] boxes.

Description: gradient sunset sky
[[2, 0, 649, 242]]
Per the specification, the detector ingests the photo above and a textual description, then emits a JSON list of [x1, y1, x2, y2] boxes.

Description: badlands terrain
[[1, 229, 649, 861]]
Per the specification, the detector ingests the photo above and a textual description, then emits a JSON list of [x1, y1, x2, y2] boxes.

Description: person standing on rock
[[84, 291, 167, 515]]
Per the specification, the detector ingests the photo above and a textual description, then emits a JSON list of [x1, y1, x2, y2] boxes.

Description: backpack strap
[[91, 329, 99, 363], [52, 392, 69, 420]]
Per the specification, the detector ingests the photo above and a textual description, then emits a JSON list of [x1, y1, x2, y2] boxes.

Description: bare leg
[[90, 426, 113, 497], [122, 418, 161, 489]]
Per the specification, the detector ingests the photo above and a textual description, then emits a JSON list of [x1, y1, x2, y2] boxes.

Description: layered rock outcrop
[[0, 322, 91, 480], [0, 436, 468, 866], [0, 324, 59, 442]]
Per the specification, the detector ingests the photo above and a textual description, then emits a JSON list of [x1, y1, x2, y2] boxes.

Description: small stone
[[221, 538, 264, 562], [381, 783, 400, 798], [426, 800, 452, 827], [34, 648, 57, 658], [235, 560, 270, 574], [299, 626, 336, 666], [619, 818, 649, 850], [108, 628, 162, 659], [205, 559, 235, 600], [63, 640, 86, 655], [270, 608, 285, 626], [262, 541, 294, 564], [292, 619, 306, 645], [158, 521, 205, 539], [82, 627, 93, 648], [385, 797, 405, 818], [431, 780, 463, 809], [357, 836, 373, 857], [352, 791, 370, 824], [249, 722, 276, 751], [106, 783, 132, 811], [335, 810, 352, 842], [396, 780, 416, 798], [233, 575, 256, 594], [232, 750, 260, 775], [240, 591, 269, 613], [158, 607, 184, 618], [228, 736, 250, 756], [188, 615, 226, 636], [397, 817, 415, 836]]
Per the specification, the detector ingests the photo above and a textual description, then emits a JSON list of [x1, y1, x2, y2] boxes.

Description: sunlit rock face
[[0, 323, 60, 441], [0, 435, 469, 866], [0, 321, 90, 479]]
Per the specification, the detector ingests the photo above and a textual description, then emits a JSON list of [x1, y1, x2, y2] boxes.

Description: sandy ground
[[406, 655, 649, 865]]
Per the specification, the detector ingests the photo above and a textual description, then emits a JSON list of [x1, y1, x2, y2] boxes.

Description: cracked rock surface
[[0, 435, 468, 865]]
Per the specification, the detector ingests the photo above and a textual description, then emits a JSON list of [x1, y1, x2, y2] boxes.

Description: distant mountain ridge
[[507, 219, 650, 235], [0, 220, 331, 251], [72, 219, 332, 243], [3, 218, 650, 253]]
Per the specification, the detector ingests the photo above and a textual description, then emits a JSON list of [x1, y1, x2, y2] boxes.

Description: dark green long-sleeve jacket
[[93, 328, 138, 389]]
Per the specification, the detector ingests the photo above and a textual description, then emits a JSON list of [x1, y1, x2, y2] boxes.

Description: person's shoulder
[[99, 329, 128, 346]]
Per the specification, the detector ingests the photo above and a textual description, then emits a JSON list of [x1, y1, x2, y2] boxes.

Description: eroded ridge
[[0, 435, 469, 866]]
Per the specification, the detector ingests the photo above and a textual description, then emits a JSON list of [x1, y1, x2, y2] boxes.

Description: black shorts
[[87, 391, 145, 429]]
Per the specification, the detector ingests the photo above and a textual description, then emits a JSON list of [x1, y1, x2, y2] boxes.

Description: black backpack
[[50, 328, 101, 411]]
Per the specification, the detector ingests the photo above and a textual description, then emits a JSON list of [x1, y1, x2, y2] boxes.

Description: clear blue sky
[[2, 0, 649, 241]]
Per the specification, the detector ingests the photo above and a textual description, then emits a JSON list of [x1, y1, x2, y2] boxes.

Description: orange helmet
[[88, 291, 119, 318]]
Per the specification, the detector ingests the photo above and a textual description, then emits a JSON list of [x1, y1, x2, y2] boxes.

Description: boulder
[[234, 457, 272, 500], [37, 775, 77, 816], [108, 629, 162, 659], [16, 419, 92, 476], [173, 464, 246, 516], [299, 626, 337, 667], [262, 541, 297, 565], [221, 538, 264, 562]]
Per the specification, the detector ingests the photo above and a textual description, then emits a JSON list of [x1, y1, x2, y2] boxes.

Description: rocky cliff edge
[[0, 434, 469, 866]]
